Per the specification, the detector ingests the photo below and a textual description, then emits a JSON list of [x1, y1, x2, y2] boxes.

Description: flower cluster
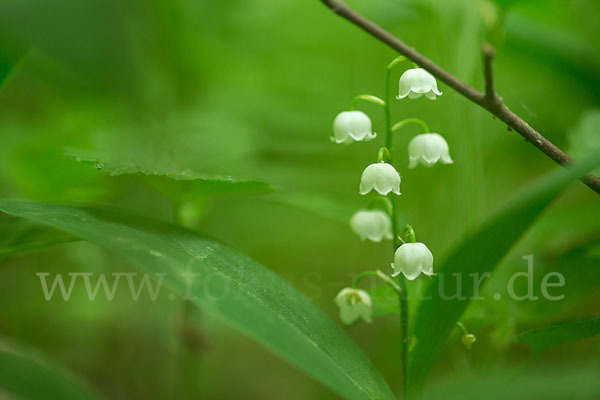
[[331, 61, 454, 325]]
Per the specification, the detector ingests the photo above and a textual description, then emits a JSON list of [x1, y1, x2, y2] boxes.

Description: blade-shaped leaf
[[407, 153, 600, 395], [518, 317, 600, 353], [0, 348, 99, 400], [0, 217, 78, 258], [0, 200, 394, 400]]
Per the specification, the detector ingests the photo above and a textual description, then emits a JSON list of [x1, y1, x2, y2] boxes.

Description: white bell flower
[[332, 111, 377, 144], [391, 242, 434, 280], [350, 209, 393, 242], [359, 162, 401, 196], [408, 133, 454, 168], [335, 287, 372, 325], [397, 68, 442, 100]]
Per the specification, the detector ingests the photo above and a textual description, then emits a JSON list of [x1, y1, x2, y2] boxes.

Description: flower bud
[[408, 133, 454, 168], [461, 333, 477, 350], [391, 242, 434, 280], [359, 162, 401, 196], [335, 288, 372, 325], [397, 68, 442, 100], [332, 111, 377, 144], [350, 209, 393, 242]]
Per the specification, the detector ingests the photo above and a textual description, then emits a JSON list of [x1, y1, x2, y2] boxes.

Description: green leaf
[[422, 363, 600, 400], [61, 108, 272, 198], [0, 348, 99, 400], [407, 153, 600, 395], [0, 0, 137, 92], [62, 107, 259, 178], [568, 109, 600, 175], [518, 318, 600, 353], [65, 148, 273, 196], [0, 217, 78, 258], [0, 200, 394, 400]]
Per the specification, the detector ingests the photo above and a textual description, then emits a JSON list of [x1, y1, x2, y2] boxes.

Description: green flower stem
[[376, 270, 402, 293], [405, 224, 417, 243], [455, 321, 469, 335], [353, 270, 379, 288], [392, 118, 430, 134], [384, 70, 393, 149], [384, 56, 406, 149], [384, 56, 410, 395], [350, 94, 385, 110], [353, 270, 401, 294], [387, 55, 407, 70], [397, 277, 408, 390], [369, 196, 393, 215], [377, 147, 391, 163]]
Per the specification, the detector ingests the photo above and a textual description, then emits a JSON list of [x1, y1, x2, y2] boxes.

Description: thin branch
[[482, 43, 500, 107], [319, 0, 600, 195]]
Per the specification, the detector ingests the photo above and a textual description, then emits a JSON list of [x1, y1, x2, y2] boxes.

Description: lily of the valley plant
[[330, 56, 473, 392]]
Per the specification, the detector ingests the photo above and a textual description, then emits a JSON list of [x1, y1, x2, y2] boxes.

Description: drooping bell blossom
[[391, 242, 434, 280], [397, 68, 442, 100], [331, 111, 377, 144], [359, 162, 401, 196], [335, 287, 372, 325], [408, 133, 454, 168], [350, 209, 393, 242]]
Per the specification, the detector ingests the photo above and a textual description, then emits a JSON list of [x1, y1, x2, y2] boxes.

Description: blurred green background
[[0, 0, 599, 398]]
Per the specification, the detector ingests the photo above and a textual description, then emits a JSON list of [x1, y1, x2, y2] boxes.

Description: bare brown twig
[[319, 0, 600, 195], [482, 43, 500, 106]]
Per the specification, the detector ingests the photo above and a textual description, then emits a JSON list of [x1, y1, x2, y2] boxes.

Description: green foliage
[[519, 317, 600, 353], [1, 0, 600, 397], [0, 348, 99, 400], [66, 147, 273, 197], [0, 200, 394, 400], [568, 109, 600, 174], [421, 363, 600, 400], [0, 45, 25, 89], [407, 153, 600, 394], [0, 217, 78, 258], [0, 0, 136, 94]]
